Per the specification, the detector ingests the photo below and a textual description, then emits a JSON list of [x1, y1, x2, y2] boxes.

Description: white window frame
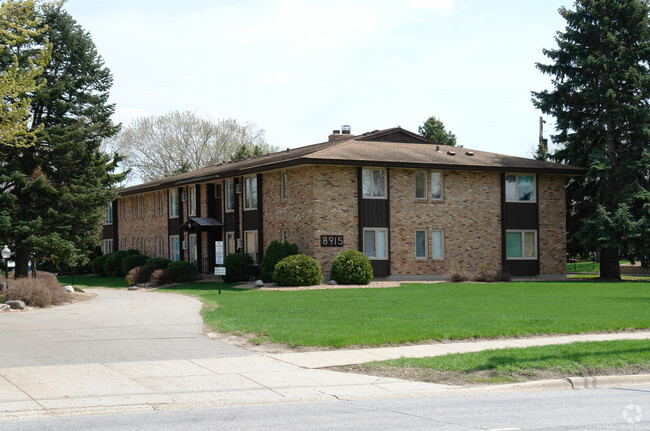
[[362, 167, 387, 199], [155, 236, 164, 258], [363, 228, 388, 260], [415, 230, 427, 259], [281, 171, 287, 200], [101, 239, 113, 255], [431, 229, 445, 260], [169, 189, 179, 218], [414, 171, 427, 200], [225, 180, 235, 213], [226, 231, 235, 255], [505, 173, 536, 203], [169, 235, 180, 261], [188, 233, 198, 263], [281, 229, 288, 243], [244, 176, 257, 210], [506, 230, 538, 260], [103, 202, 113, 225], [244, 230, 258, 262], [188, 185, 197, 216], [120, 238, 128, 251], [431, 171, 443, 201]]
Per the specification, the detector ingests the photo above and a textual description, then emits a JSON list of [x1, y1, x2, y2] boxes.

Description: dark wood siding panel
[[243, 210, 258, 230], [361, 199, 390, 227], [503, 203, 539, 230], [358, 167, 391, 277], [257, 173, 264, 262], [224, 212, 236, 232], [505, 260, 540, 276], [168, 217, 180, 236], [195, 184, 201, 217], [102, 224, 113, 240], [371, 260, 391, 277], [207, 184, 215, 218], [215, 184, 223, 222]]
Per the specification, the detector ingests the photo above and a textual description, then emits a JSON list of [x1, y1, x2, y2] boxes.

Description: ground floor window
[[101, 239, 113, 255], [432, 229, 444, 260], [415, 230, 427, 259], [120, 238, 128, 251], [189, 234, 198, 263], [245, 230, 258, 262], [226, 232, 235, 255], [155, 236, 165, 258], [281, 229, 288, 243], [169, 236, 180, 261], [363, 228, 388, 260], [506, 230, 537, 259]]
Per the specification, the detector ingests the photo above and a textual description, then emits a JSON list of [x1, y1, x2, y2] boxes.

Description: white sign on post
[[214, 267, 226, 276], [215, 241, 224, 265]]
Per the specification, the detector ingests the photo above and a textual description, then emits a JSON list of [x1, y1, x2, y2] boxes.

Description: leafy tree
[[418, 116, 458, 147], [0, 2, 123, 277], [0, 0, 50, 148], [230, 141, 275, 161], [118, 112, 275, 181], [532, 0, 650, 278]]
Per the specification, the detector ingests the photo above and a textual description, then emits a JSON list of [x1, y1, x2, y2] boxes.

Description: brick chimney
[[328, 125, 354, 141]]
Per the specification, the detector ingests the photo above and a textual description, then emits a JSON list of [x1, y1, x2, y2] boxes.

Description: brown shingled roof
[[119, 127, 584, 196]]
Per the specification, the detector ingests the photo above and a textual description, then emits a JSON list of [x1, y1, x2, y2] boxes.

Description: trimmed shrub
[[91, 254, 109, 276], [473, 265, 512, 283], [150, 268, 173, 286], [125, 266, 148, 286], [4, 272, 66, 308], [121, 254, 147, 276], [167, 260, 199, 283], [141, 258, 171, 281], [260, 241, 300, 282], [223, 253, 254, 282], [330, 250, 373, 285], [103, 250, 132, 277], [448, 268, 469, 282], [273, 254, 323, 287]]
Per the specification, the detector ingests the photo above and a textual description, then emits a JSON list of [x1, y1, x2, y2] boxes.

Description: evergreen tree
[[532, 0, 650, 279], [418, 116, 458, 147], [0, 2, 123, 277]]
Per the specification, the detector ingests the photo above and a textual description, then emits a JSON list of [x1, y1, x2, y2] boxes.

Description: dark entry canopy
[[181, 217, 223, 231]]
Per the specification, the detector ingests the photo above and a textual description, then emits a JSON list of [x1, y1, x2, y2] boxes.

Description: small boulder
[[0, 304, 10, 312], [328, 280, 338, 285], [6, 300, 26, 310], [255, 280, 264, 287], [127, 285, 138, 291], [63, 285, 75, 293]]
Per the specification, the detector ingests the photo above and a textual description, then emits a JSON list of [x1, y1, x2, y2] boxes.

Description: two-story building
[[100, 126, 583, 280]]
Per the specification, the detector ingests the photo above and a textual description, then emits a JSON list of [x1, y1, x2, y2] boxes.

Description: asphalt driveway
[[0, 288, 252, 367]]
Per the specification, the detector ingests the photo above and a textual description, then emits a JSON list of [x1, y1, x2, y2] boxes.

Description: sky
[[64, 0, 575, 159]]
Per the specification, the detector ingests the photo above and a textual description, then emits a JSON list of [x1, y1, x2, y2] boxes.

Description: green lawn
[[57, 274, 128, 288], [162, 281, 650, 347], [348, 340, 650, 384], [566, 260, 600, 273]]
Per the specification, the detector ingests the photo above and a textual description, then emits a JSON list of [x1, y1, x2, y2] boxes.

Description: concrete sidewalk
[[1, 331, 649, 420]]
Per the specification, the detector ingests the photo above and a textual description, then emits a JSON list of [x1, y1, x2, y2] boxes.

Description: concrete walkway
[[2, 331, 649, 420]]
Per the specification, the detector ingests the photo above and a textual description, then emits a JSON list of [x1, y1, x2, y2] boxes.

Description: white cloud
[[256, 72, 290, 86], [407, 0, 453, 12]]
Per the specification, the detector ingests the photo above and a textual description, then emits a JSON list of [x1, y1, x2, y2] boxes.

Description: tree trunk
[[14, 247, 30, 278], [599, 247, 621, 280]]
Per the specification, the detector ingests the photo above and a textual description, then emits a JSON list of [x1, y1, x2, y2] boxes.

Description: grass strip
[[343, 340, 650, 385], [162, 281, 650, 347], [57, 274, 128, 288]]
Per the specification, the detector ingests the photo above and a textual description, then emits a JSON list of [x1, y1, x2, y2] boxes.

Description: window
[[505, 174, 535, 202], [363, 228, 388, 260], [120, 238, 128, 251], [225, 180, 235, 212], [281, 172, 287, 200], [415, 230, 427, 259], [432, 229, 444, 260], [414, 172, 427, 200], [169, 236, 180, 261], [362, 168, 387, 199], [244, 177, 257, 210], [245, 230, 258, 262], [506, 230, 537, 259], [431, 172, 443, 201], [169, 189, 179, 218], [226, 232, 235, 255], [188, 185, 196, 216], [101, 239, 113, 255], [188, 234, 197, 263], [103, 202, 113, 225], [281, 230, 288, 243], [155, 236, 165, 258]]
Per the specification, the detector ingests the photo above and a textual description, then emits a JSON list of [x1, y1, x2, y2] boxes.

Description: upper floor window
[[362, 168, 386, 199], [225, 180, 235, 212], [244, 177, 257, 210], [169, 189, 179, 218], [188, 185, 197, 216], [154, 191, 164, 216], [103, 202, 113, 225], [281, 172, 287, 200], [505, 174, 535, 202], [431, 172, 443, 201], [415, 171, 427, 200]]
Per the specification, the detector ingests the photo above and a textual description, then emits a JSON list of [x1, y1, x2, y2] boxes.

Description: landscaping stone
[[255, 280, 264, 287], [0, 304, 9, 312], [6, 300, 26, 310], [127, 285, 139, 291], [328, 280, 338, 285], [63, 285, 75, 293]]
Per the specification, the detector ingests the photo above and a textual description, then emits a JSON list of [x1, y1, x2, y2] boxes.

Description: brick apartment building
[[101, 127, 583, 280]]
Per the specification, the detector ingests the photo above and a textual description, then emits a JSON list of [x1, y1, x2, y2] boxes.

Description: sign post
[[215, 241, 224, 294]]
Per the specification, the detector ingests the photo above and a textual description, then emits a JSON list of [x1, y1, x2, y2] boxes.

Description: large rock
[[255, 280, 264, 287], [63, 285, 75, 293], [6, 300, 25, 310], [0, 304, 9, 312]]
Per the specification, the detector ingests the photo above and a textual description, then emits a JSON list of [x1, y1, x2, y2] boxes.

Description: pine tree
[[532, 0, 650, 279], [418, 116, 458, 147], [0, 3, 123, 277]]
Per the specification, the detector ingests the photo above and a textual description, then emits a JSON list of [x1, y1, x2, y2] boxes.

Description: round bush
[[330, 250, 373, 285], [121, 254, 147, 276], [167, 260, 199, 283], [260, 241, 299, 283], [273, 254, 323, 287], [103, 250, 130, 276], [141, 258, 171, 281], [223, 253, 253, 282], [91, 254, 109, 275]]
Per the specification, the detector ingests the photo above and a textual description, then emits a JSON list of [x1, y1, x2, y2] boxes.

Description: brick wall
[[117, 191, 168, 257], [538, 174, 567, 275]]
